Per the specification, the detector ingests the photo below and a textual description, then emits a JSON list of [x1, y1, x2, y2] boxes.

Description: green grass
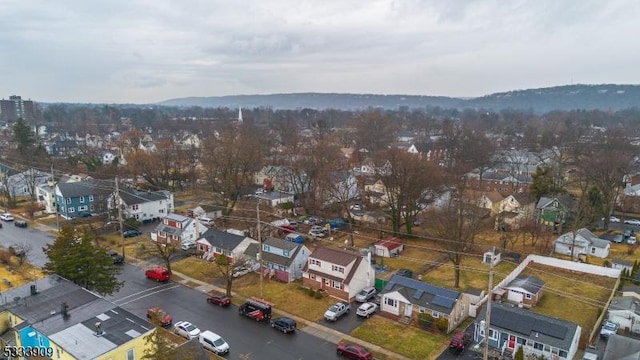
[[351, 316, 448, 360]]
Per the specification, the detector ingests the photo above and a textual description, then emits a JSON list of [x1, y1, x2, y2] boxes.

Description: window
[[384, 298, 397, 307], [533, 342, 544, 350], [68, 207, 75, 213], [488, 329, 498, 340], [309, 274, 316, 280], [331, 281, 342, 289], [132, 204, 139, 210], [263, 245, 271, 252], [66, 197, 71, 204], [283, 250, 290, 256], [78, 205, 88, 211], [526, 293, 532, 299], [89, 195, 94, 201], [544, 345, 550, 352], [559, 350, 568, 358], [332, 265, 344, 273], [310, 259, 321, 266], [90, 205, 94, 211], [126, 349, 135, 360], [432, 311, 440, 318], [591, 247, 596, 254], [79, 196, 84, 203]]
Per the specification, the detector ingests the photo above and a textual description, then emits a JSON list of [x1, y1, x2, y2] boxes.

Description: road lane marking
[[112, 283, 177, 304], [116, 285, 181, 306]]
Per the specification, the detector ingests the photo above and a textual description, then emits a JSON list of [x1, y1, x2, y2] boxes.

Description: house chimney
[[95, 322, 103, 336], [195, 217, 201, 239]]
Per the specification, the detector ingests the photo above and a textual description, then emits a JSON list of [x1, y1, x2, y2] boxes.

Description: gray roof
[[382, 274, 460, 313], [478, 303, 579, 351], [1, 275, 152, 359], [244, 237, 305, 267], [556, 228, 610, 249], [57, 180, 112, 198], [201, 227, 246, 250], [536, 195, 575, 210], [506, 275, 545, 294], [118, 188, 170, 206], [603, 334, 640, 360], [609, 296, 640, 314]]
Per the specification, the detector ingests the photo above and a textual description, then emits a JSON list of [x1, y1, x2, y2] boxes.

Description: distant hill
[[157, 84, 640, 112]]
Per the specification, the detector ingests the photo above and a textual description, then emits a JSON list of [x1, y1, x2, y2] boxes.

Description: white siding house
[[554, 228, 610, 259]]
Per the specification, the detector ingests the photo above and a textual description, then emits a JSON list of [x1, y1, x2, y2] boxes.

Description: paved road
[[0, 219, 54, 267], [107, 264, 344, 360]]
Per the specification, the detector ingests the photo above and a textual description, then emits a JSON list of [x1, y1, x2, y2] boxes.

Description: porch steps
[[398, 316, 412, 325], [502, 347, 514, 359]]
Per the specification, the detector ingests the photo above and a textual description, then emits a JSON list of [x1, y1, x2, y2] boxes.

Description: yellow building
[[1, 275, 154, 359]]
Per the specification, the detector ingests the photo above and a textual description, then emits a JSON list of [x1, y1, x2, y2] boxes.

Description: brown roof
[[374, 237, 403, 250], [485, 191, 504, 203], [512, 192, 534, 205], [310, 247, 358, 267]]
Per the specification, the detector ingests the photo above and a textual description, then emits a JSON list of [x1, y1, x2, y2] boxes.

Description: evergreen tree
[[514, 346, 524, 360], [43, 225, 123, 295]]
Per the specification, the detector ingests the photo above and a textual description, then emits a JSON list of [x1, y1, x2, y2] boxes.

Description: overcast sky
[[1, 0, 639, 104]]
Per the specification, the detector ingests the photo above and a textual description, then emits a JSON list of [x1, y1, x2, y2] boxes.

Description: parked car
[[449, 332, 472, 352], [199, 330, 230, 355], [174, 320, 201, 339], [628, 236, 637, 245], [355, 286, 377, 303], [350, 203, 363, 211], [145, 266, 171, 282], [107, 250, 124, 264], [336, 343, 372, 360], [123, 229, 142, 238], [0, 213, 14, 221], [206, 294, 231, 307], [14, 220, 27, 228], [624, 219, 640, 226], [239, 298, 272, 321], [146, 306, 172, 327], [612, 234, 625, 243], [181, 241, 196, 251], [324, 302, 350, 322], [396, 268, 413, 278], [310, 225, 327, 233], [270, 316, 297, 333], [609, 216, 621, 223], [232, 267, 250, 278], [308, 229, 327, 238], [8, 244, 25, 258], [356, 302, 378, 318], [600, 320, 619, 339]]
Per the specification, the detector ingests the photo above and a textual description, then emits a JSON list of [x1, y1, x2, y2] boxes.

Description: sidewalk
[[129, 257, 412, 360]]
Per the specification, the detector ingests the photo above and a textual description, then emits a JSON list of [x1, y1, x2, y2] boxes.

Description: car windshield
[[213, 338, 226, 346], [604, 323, 617, 331], [329, 305, 339, 312], [184, 323, 196, 331]]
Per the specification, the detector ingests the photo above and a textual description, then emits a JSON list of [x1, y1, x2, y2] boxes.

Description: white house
[[554, 228, 610, 259], [373, 237, 404, 258], [112, 188, 174, 223], [254, 191, 295, 207], [196, 227, 257, 263], [36, 181, 57, 214], [151, 213, 208, 247], [608, 296, 640, 334], [1, 168, 50, 198], [243, 237, 310, 283], [302, 247, 374, 302]]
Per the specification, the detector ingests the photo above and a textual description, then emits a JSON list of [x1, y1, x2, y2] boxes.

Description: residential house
[[474, 303, 581, 360], [254, 165, 300, 193], [496, 192, 536, 230], [0, 168, 50, 198], [611, 259, 634, 274], [607, 296, 640, 334], [151, 213, 208, 247], [255, 191, 295, 207], [112, 188, 174, 223], [36, 180, 57, 214], [406, 142, 447, 163], [602, 334, 640, 360], [373, 237, 404, 258], [397, 130, 416, 143], [302, 246, 375, 302], [622, 285, 640, 301], [0, 275, 154, 360], [321, 170, 358, 205], [55, 180, 111, 219], [196, 227, 257, 263], [536, 195, 574, 228], [554, 228, 610, 259], [379, 274, 468, 333], [500, 275, 545, 308], [363, 178, 389, 206], [244, 237, 310, 283], [476, 191, 505, 215]]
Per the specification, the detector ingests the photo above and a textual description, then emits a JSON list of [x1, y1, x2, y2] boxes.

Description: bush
[[136, 243, 146, 257], [0, 249, 12, 265], [417, 313, 433, 329], [307, 288, 316, 297], [314, 290, 323, 299], [435, 317, 449, 333]]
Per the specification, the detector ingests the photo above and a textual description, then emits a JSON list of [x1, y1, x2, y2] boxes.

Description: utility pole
[[483, 251, 495, 360], [51, 165, 59, 232], [115, 176, 125, 260], [257, 200, 263, 299]]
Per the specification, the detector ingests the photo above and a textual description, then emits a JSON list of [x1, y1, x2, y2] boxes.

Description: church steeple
[[238, 107, 243, 123]]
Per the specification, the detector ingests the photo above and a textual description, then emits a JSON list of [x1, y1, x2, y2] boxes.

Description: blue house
[[55, 180, 111, 219], [474, 303, 581, 359], [244, 237, 310, 283]]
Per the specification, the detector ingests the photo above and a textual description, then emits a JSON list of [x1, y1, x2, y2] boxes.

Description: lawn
[[171, 257, 223, 280], [351, 316, 448, 360], [421, 255, 517, 291], [520, 263, 617, 335]]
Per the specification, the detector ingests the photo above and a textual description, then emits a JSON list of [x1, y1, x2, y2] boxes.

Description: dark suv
[[270, 316, 296, 333], [449, 332, 471, 352]]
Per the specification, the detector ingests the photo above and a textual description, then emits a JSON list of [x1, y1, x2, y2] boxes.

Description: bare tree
[[149, 242, 181, 274], [214, 253, 254, 297], [351, 110, 398, 153]]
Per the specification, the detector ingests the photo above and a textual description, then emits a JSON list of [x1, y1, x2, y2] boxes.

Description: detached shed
[[374, 237, 404, 258]]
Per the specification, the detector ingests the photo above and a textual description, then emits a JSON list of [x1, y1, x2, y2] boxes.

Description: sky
[[1, 0, 639, 104]]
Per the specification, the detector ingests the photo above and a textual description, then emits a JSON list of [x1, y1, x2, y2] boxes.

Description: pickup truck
[[600, 320, 618, 339], [324, 301, 350, 322], [239, 298, 273, 322]]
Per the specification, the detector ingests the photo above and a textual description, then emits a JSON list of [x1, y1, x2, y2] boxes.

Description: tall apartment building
[[0, 95, 34, 121]]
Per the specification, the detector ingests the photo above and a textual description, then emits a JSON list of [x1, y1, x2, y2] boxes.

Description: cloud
[[0, 0, 638, 103]]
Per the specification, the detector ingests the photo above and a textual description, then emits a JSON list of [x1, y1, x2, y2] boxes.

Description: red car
[[207, 294, 231, 307], [336, 343, 372, 360], [145, 266, 171, 282], [449, 332, 472, 352], [146, 306, 172, 327]]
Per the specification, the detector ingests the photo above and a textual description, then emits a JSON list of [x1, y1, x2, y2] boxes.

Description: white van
[[199, 330, 230, 355], [199, 217, 214, 226]]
